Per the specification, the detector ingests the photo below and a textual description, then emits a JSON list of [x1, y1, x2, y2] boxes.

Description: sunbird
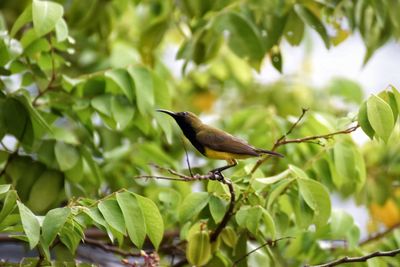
[[157, 109, 284, 174]]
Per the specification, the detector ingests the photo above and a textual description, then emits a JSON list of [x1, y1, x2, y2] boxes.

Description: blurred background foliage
[[0, 0, 400, 266]]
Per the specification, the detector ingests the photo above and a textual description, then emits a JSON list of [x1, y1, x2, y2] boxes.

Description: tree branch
[[306, 247, 400, 267], [233, 237, 293, 266], [278, 125, 359, 146], [210, 177, 235, 242], [134, 165, 236, 243], [84, 237, 141, 257], [32, 38, 57, 107], [359, 222, 400, 246], [251, 108, 359, 173]]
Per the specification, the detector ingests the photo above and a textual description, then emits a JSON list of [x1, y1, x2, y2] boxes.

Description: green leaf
[[295, 4, 330, 48], [367, 94, 395, 142], [55, 18, 68, 42], [245, 206, 263, 235], [42, 207, 71, 247], [0, 190, 18, 224], [297, 178, 331, 227], [328, 78, 363, 103], [284, 10, 304, 46], [135, 194, 164, 249], [12, 93, 53, 135], [59, 220, 82, 253], [333, 141, 356, 189], [111, 95, 134, 130], [17, 201, 40, 249], [270, 48, 282, 73], [116, 192, 146, 248], [209, 195, 226, 224], [91, 95, 112, 117], [3, 97, 34, 146], [330, 210, 353, 238], [153, 73, 172, 143], [128, 66, 154, 115], [236, 205, 263, 235], [105, 69, 135, 102], [0, 39, 10, 66], [81, 147, 102, 185], [98, 199, 126, 235], [387, 92, 398, 121], [179, 192, 210, 222], [267, 179, 294, 209], [64, 156, 83, 183], [213, 12, 264, 69], [0, 184, 11, 195], [27, 170, 64, 213], [86, 207, 107, 229], [254, 169, 290, 186], [353, 146, 366, 192], [358, 101, 375, 139], [391, 85, 400, 117], [32, 0, 64, 37], [262, 209, 276, 239], [10, 4, 32, 37], [23, 38, 50, 56], [54, 142, 79, 171], [289, 164, 309, 179]]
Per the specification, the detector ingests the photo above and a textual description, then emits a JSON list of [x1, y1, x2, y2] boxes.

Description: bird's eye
[[183, 112, 188, 116]]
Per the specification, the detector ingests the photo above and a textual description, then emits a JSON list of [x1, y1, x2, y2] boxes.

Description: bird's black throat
[[174, 117, 205, 155]]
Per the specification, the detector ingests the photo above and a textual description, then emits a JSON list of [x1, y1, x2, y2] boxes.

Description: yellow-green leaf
[[17, 201, 40, 249], [32, 0, 64, 37], [367, 94, 394, 142]]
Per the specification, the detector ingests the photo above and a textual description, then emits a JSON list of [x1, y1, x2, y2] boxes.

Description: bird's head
[[156, 109, 203, 130]]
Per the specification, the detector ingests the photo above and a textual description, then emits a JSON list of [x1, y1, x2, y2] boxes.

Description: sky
[[256, 32, 400, 94]]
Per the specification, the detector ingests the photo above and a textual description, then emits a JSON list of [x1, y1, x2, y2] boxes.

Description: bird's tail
[[255, 148, 284, 158]]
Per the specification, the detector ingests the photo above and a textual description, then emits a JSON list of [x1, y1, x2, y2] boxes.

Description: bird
[[157, 109, 284, 175]]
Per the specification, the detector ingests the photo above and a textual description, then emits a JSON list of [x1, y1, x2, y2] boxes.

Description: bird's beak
[[156, 109, 177, 117]]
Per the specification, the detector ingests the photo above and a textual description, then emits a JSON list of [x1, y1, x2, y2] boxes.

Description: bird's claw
[[209, 170, 224, 181]]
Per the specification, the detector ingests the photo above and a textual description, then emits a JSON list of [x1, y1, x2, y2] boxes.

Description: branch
[[210, 177, 235, 242], [251, 108, 359, 173], [32, 38, 57, 107], [360, 222, 400, 246], [276, 108, 309, 144], [134, 165, 236, 243], [306, 247, 400, 267], [84, 237, 141, 257], [181, 137, 194, 177], [278, 125, 359, 146], [233, 237, 293, 266]]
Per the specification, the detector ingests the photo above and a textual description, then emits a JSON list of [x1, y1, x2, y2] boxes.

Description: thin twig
[[32, 38, 57, 107], [251, 108, 309, 173], [278, 125, 359, 146], [181, 138, 194, 178], [0, 140, 13, 153], [134, 165, 236, 243], [251, 108, 360, 174], [233, 237, 293, 266], [305, 247, 400, 267], [359, 222, 400, 246], [276, 108, 309, 144], [84, 237, 141, 257]]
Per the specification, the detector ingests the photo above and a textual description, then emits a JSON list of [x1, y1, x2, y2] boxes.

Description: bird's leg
[[210, 159, 237, 180]]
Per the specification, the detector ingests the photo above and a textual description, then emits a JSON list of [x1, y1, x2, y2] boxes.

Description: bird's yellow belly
[[204, 147, 253, 160]]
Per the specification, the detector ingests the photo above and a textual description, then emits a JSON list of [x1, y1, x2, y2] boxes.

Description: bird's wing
[[196, 127, 259, 156]]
